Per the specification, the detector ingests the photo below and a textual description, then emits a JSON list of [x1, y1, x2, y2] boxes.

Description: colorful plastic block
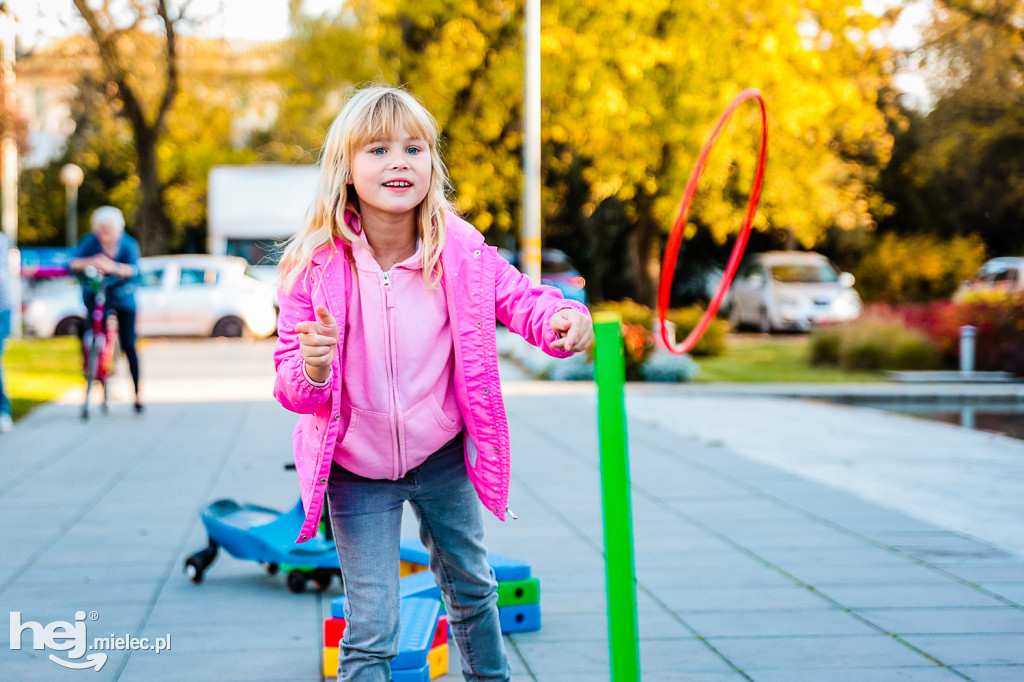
[[400, 559, 429, 577], [431, 615, 449, 648], [486, 553, 531, 582], [428, 643, 449, 679], [391, 663, 430, 682], [323, 617, 346, 647], [323, 645, 339, 678], [399, 537, 531, 581], [499, 603, 541, 633], [330, 594, 345, 619], [401, 568, 443, 601], [331, 570, 443, 619], [399, 537, 431, 566], [496, 577, 540, 607], [391, 597, 442, 670]]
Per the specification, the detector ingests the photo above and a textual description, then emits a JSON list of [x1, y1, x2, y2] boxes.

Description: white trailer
[[207, 165, 319, 282]]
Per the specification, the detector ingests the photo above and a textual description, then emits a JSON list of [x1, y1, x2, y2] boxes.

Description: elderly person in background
[[69, 206, 144, 413], [0, 231, 12, 433]]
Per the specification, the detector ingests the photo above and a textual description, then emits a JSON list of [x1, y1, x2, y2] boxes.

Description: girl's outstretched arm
[[494, 253, 591, 358], [273, 270, 334, 414]]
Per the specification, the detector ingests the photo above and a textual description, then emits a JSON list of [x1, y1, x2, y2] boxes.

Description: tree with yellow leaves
[[280, 0, 900, 303]]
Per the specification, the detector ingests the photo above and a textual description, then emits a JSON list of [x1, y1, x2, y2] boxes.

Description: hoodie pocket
[[337, 407, 397, 479], [402, 393, 462, 464]]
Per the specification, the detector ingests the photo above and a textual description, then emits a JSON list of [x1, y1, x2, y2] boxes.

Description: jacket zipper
[[382, 270, 402, 477]]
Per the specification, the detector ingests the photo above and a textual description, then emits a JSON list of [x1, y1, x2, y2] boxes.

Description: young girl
[[273, 85, 593, 682]]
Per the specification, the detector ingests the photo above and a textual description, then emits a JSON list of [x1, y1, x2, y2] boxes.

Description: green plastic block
[[497, 577, 540, 607]]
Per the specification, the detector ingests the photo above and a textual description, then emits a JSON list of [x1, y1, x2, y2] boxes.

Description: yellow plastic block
[[428, 643, 449, 679], [400, 559, 429, 577], [323, 646, 339, 678]]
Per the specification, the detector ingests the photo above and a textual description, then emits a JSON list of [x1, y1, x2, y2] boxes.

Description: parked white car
[[22, 255, 278, 338], [728, 251, 862, 332]]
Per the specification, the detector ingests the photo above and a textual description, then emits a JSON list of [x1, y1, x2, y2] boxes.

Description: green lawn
[[4, 337, 83, 420], [693, 335, 884, 383]]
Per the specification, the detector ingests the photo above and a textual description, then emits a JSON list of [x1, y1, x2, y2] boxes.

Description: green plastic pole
[[593, 312, 640, 682]]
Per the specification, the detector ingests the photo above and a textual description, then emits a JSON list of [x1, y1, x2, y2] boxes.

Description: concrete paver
[[1, 338, 1022, 680]]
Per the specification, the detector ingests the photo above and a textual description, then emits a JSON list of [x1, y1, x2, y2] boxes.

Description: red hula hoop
[[657, 88, 768, 355]]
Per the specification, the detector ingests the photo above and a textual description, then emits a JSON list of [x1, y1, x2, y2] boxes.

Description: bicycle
[[80, 266, 119, 420]]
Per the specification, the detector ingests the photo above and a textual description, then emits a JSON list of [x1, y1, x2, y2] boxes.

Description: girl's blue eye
[[370, 147, 386, 155], [407, 147, 421, 155]]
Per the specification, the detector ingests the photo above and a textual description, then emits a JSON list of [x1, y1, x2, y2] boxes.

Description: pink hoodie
[[274, 213, 590, 543], [328, 223, 464, 479]]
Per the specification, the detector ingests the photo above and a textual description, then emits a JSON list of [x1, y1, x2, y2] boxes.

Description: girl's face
[[350, 127, 432, 224]]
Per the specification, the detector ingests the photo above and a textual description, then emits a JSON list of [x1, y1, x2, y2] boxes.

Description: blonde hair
[[279, 85, 455, 291]]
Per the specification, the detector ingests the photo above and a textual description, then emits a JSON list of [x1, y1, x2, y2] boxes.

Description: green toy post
[[593, 312, 641, 682]]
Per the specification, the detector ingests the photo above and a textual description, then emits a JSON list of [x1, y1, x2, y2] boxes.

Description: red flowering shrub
[[875, 295, 1024, 375]]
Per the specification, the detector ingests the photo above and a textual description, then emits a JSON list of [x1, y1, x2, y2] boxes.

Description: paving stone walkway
[[1, 339, 1021, 681]]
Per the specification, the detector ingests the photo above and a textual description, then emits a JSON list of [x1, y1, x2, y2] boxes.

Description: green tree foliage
[[279, 0, 898, 302], [878, 0, 1024, 255]]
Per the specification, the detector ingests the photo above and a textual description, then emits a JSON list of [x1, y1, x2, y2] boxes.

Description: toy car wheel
[[312, 569, 332, 591], [286, 569, 307, 593], [266, 563, 279, 576], [184, 556, 205, 584]]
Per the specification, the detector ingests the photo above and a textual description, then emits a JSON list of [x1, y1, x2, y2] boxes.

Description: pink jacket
[[274, 213, 591, 543]]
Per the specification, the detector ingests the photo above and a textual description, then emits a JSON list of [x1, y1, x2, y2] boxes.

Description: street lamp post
[[522, 0, 541, 286], [60, 163, 84, 248]]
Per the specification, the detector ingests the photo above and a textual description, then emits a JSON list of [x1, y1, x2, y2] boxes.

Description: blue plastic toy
[[498, 603, 542, 633], [184, 498, 340, 593], [392, 598, 442, 671], [398, 538, 531, 581]]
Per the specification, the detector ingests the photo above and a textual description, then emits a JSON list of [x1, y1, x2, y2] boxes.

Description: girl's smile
[[350, 128, 432, 222]]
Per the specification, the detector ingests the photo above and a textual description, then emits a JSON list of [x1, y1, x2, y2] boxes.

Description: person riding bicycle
[[69, 206, 144, 413]]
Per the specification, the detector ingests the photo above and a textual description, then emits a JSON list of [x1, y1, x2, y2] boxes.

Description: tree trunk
[[630, 191, 661, 307], [134, 129, 170, 255]]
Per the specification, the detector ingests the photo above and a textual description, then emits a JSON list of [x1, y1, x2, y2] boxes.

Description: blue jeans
[[326, 432, 511, 682], [0, 309, 10, 416]]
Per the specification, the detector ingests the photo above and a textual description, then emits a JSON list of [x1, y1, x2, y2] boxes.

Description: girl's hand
[[549, 309, 594, 353], [294, 305, 339, 383]]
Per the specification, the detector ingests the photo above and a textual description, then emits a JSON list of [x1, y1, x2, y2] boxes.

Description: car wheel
[[212, 316, 245, 338], [54, 316, 85, 337], [757, 308, 773, 334]]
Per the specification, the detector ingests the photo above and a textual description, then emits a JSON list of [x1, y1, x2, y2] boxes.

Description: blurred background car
[[727, 251, 862, 333], [953, 257, 1024, 302], [22, 254, 278, 338], [496, 247, 588, 304]]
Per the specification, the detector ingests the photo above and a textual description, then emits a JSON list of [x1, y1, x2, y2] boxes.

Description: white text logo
[[10, 611, 172, 671]]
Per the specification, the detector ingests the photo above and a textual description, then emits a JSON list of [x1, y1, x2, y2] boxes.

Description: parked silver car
[[953, 257, 1024, 302], [728, 251, 862, 332], [22, 255, 278, 338]]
